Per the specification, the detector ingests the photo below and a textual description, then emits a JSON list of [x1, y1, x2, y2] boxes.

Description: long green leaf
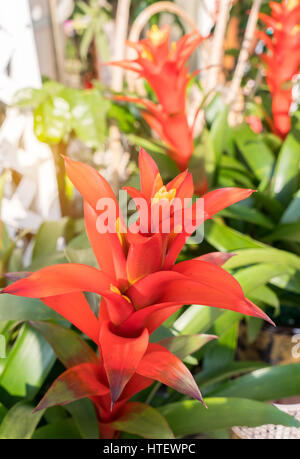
[[33, 418, 81, 439], [0, 295, 61, 321], [30, 321, 99, 369], [159, 397, 300, 437], [0, 324, 55, 403], [195, 362, 268, 392], [66, 399, 99, 439], [210, 364, 300, 401], [0, 401, 44, 439], [272, 129, 300, 205]]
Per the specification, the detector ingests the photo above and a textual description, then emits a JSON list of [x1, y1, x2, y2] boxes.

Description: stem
[[206, 0, 232, 95], [226, 0, 262, 106], [52, 142, 68, 216], [111, 0, 131, 92], [145, 381, 161, 405]]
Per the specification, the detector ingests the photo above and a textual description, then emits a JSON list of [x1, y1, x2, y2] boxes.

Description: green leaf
[[32, 218, 71, 261], [0, 403, 7, 423], [253, 191, 285, 220], [249, 285, 279, 311], [280, 189, 300, 223], [191, 129, 216, 187], [219, 203, 274, 229], [34, 96, 70, 144], [272, 129, 300, 205], [0, 324, 55, 402], [0, 295, 62, 321], [235, 263, 291, 294], [195, 361, 267, 392], [111, 402, 174, 439], [68, 89, 110, 148], [66, 399, 99, 439], [263, 221, 300, 243], [173, 305, 224, 334], [234, 124, 274, 182], [223, 248, 300, 271], [158, 334, 216, 360], [0, 401, 44, 439], [65, 247, 97, 267], [30, 321, 99, 369], [245, 316, 264, 343], [210, 364, 300, 401], [202, 323, 238, 373], [32, 418, 82, 439], [159, 397, 300, 437], [28, 252, 68, 270], [209, 106, 229, 165], [205, 219, 265, 251]]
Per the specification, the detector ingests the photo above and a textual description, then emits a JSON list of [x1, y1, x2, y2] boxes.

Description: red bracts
[[258, 0, 300, 138], [1, 149, 273, 436], [108, 25, 206, 170]]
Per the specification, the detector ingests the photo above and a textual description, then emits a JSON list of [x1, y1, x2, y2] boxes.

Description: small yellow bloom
[[141, 47, 153, 61], [148, 24, 167, 46], [287, 0, 299, 11], [152, 186, 176, 204]]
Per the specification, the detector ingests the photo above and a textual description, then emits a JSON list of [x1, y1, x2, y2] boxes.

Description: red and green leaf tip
[[107, 25, 206, 170], [257, 0, 300, 139], [1, 149, 274, 437]]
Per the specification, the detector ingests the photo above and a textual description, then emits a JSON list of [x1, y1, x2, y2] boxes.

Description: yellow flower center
[[110, 284, 122, 295], [116, 217, 128, 252], [110, 284, 131, 303], [292, 24, 300, 35], [152, 186, 176, 204], [141, 47, 153, 61], [287, 0, 299, 11], [148, 24, 167, 46]]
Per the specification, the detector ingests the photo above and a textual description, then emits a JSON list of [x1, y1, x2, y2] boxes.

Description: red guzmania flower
[[257, 0, 300, 138], [108, 25, 205, 170], [1, 149, 273, 430]]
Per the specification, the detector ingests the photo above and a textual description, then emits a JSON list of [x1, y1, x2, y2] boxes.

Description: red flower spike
[[136, 343, 205, 405], [107, 27, 207, 170], [100, 321, 149, 405], [2, 148, 274, 429], [257, 1, 300, 138]]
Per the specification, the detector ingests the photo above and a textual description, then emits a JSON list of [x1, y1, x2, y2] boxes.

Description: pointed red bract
[[100, 321, 149, 404], [34, 363, 110, 412], [137, 343, 204, 404]]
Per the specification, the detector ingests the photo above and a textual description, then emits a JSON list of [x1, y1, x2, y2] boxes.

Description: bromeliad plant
[[1, 148, 274, 438], [257, 0, 300, 138], [108, 25, 206, 172]]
